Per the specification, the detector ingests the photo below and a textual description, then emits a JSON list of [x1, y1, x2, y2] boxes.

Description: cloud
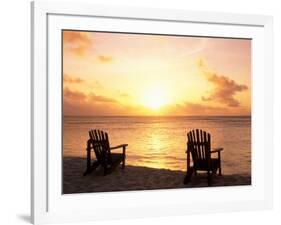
[[116, 90, 130, 98], [198, 59, 248, 107], [63, 88, 156, 116], [119, 93, 130, 98], [162, 101, 250, 116], [64, 88, 116, 103], [63, 74, 84, 83], [88, 93, 117, 103], [63, 31, 92, 56], [97, 55, 113, 63], [178, 102, 226, 115], [63, 87, 250, 116], [64, 87, 86, 101], [63, 88, 124, 116], [63, 74, 103, 91], [90, 80, 103, 89], [163, 102, 224, 116]]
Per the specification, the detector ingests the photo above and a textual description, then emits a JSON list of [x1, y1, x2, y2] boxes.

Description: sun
[[142, 87, 170, 110]]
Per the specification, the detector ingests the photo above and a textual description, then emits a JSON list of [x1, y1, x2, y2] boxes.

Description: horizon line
[[63, 114, 251, 117]]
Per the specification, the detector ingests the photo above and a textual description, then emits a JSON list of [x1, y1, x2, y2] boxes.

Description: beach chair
[[184, 129, 223, 186], [83, 129, 128, 176]]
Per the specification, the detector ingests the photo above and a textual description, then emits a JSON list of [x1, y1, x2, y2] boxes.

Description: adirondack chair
[[83, 129, 128, 176], [184, 129, 223, 186]]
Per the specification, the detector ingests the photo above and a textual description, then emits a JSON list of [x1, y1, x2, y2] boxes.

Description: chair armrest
[[211, 147, 223, 153], [110, 144, 128, 150]]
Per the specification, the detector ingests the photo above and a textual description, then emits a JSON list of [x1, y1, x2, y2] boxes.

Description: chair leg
[[214, 168, 218, 174], [103, 166, 107, 176], [207, 171, 211, 186], [184, 166, 194, 184], [121, 146, 126, 169], [83, 143, 92, 176], [218, 152, 222, 175], [122, 157, 125, 169]]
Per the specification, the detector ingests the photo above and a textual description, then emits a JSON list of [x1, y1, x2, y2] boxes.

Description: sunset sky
[[63, 31, 251, 116]]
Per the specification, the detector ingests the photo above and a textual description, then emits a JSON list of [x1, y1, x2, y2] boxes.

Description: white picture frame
[[31, 1, 273, 224]]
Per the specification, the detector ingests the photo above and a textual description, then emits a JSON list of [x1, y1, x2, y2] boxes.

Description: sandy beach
[[63, 157, 251, 194]]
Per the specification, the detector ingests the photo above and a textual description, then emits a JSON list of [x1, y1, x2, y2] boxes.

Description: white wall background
[[0, 0, 280, 224]]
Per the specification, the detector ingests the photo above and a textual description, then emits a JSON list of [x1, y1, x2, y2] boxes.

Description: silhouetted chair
[[184, 129, 223, 186], [83, 129, 128, 176]]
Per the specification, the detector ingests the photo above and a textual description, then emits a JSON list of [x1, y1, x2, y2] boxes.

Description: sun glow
[[142, 87, 170, 110]]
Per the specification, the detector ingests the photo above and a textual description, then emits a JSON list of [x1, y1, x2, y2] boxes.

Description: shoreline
[[63, 157, 251, 194]]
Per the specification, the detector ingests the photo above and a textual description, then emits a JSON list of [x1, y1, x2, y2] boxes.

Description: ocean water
[[63, 116, 251, 175]]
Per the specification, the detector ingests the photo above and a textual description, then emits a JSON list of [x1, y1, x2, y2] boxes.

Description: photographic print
[[62, 30, 251, 194]]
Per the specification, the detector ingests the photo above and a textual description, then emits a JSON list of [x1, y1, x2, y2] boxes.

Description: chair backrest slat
[[89, 130, 94, 140], [203, 130, 207, 159], [89, 129, 111, 165], [196, 129, 201, 159], [187, 129, 211, 163], [200, 129, 204, 159]]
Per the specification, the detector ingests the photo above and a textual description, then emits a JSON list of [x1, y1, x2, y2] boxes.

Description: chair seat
[[194, 158, 220, 171], [107, 153, 124, 167], [110, 153, 124, 161]]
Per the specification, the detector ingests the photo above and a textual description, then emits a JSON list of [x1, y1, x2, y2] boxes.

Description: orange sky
[[63, 31, 251, 116]]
